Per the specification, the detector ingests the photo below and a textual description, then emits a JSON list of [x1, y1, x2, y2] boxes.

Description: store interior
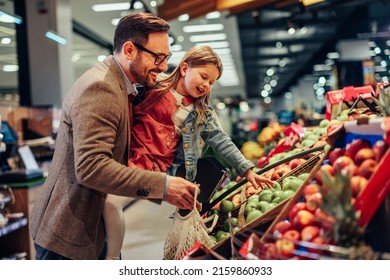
[[0, 0, 390, 260]]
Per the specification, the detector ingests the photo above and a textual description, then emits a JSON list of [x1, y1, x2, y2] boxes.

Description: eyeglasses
[[133, 42, 172, 65]]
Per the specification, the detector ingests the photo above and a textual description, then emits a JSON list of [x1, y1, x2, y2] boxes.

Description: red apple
[[358, 158, 377, 180], [354, 148, 376, 166], [332, 155, 356, 176], [293, 209, 314, 230], [288, 202, 308, 222], [305, 192, 323, 212], [328, 148, 345, 165], [308, 236, 331, 254], [272, 220, 293, 238], [289, 158, 306, 170], [350, 175, 369, 197], [345, 139, 371, 160], [315, 164, 334, 185], [372, 140, 389, 162], [303, 183, 321, 197], [283, 229, 301, 241], [275, 239, 295, 258], [300, 225, 320, 242], [260, 242, 277, 260]]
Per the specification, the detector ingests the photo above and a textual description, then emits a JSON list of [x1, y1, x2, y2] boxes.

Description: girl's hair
[[113, 12, 170, 53], [146, 46, 223, 127]]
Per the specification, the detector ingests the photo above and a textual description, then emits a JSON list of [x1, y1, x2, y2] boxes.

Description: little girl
[[103, 45, 273, 259]]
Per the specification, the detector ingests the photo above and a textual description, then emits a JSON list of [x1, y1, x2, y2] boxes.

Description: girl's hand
[[244, 169, 274, 190]]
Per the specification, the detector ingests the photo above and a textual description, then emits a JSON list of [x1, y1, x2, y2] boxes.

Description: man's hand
[[165, 176, 201, 211]]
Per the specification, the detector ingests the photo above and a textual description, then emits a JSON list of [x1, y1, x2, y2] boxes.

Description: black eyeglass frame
[[132, 42, 172, 65]]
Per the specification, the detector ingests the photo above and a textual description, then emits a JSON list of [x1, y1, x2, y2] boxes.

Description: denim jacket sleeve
[[201, 110, 254, 177]]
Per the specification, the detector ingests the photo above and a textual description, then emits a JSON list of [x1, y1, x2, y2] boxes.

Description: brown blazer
[[29, 56, 166, 259]]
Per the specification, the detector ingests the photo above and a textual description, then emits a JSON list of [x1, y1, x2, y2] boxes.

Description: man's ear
[[180, 62, 188, 76], [123, 41, 136, 60]]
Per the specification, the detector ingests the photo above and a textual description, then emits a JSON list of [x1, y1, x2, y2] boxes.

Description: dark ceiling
[[235, 0, 390, 99]]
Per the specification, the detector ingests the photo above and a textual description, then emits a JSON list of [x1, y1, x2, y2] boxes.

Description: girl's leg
[[103, 194, 132, 260]]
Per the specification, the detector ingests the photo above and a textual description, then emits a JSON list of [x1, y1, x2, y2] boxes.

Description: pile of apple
[[258, 137, 388, 259]]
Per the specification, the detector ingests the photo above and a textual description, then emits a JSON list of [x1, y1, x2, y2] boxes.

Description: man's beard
[[129, 56, 158, 88]]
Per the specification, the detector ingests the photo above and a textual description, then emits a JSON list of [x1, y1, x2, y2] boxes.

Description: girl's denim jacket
[[171, 105, 254, 182]]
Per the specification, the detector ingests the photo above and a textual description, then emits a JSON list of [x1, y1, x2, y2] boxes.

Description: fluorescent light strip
[[92, 2, 143, 12], [183, 24, 224, 33], [205, 11, 221, 19], [189, 33, 227, 42], [3, 65, 19, 72], [0, 10, 22, 24], [45, 31, 68, 45]]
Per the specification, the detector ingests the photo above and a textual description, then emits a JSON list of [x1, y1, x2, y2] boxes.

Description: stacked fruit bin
[[200, 144, 326, 259], [237, 117, 390, 260]]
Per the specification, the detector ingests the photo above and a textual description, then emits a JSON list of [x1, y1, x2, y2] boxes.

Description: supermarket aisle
[[121, 199, 176, 260]]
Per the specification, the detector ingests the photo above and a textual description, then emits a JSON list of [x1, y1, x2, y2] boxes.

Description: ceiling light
[[0, 10, 22, 24], [1, 38, 11, 44], [92, 2, 143, 12], [284, 92, 292, 99], [183, 24, 224, 33], [261, 90, 269, 97], [2, 65, 19, 72], [189, 33, 227, 42], [45, 31, 68, 45], [288, 27, 296, 35], [205, 11, 221, 19], [111, 18, 120, 26], [299, 26, 308, 34], [98, 55, 107, 61], [178, 14, 189, 22], [266, 68, 275, 76], [150, 1, 157, 7], [195, 41, 229, 49], [264, 97, 271, 104], [170, 44, 183, 52], [239, 101, 249, 112], [327, 52, 340, 59]]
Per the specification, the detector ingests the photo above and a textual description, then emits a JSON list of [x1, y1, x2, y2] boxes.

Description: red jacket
[[128, 90, 181, 172]]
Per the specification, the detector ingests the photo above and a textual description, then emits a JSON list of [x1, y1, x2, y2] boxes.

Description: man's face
[[129, 32, 170, 88]]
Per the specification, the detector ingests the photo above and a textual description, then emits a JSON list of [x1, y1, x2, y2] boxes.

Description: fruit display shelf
[[205, 149, 326, 259], [254, 117, 390, 259]]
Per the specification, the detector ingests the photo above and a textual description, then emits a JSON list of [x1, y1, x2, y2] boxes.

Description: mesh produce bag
[[163, 189, 218, 260]]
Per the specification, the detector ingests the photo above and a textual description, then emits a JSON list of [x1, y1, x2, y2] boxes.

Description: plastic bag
[[163, 189, 218, 260]]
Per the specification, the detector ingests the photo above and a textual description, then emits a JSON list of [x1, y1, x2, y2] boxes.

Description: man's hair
[[113, 12, 170, 53]]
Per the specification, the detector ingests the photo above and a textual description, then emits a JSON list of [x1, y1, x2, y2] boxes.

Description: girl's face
[[178, 63, 219, 98]]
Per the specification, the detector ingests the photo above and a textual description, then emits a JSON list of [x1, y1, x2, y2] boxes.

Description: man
[[30, 12, 200, 260]]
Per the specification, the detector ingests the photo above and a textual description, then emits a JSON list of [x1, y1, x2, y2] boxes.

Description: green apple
[[272, 190, 288, 202], [256, 201, 274, 213], [214, 230, 230, 242], [283, 189, 296, 199], [223, 217, 238, 231], [298, 173, 310, 181], [247, 194, 259, 203], [246, 209, 263, 223], [273, 181, 282, 190], [319, 119, 330, 128], [282, 177, 304, 192], [244, 201, 257, 217], [272, 196, 282, 204], [258, 189, 273, 202]]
